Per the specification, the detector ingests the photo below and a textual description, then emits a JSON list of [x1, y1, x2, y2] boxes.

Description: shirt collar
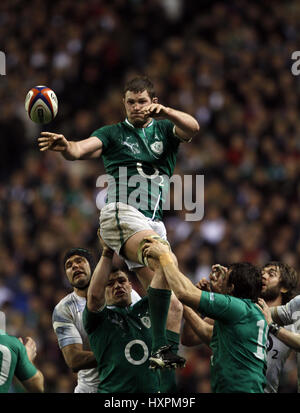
[[125, 118, 154, 128]]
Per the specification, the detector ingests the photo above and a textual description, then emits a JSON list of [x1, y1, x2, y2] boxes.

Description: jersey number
[[0, 344, 12, 385], [254, 320, 267, 360], [124, 340, 149, 365]]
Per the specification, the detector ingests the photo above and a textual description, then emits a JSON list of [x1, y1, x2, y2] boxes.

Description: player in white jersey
[[261, 294, 300, 392], [52, 247, 141, 393], [260, 262, 298, 393], [181, 261, 298, 393]]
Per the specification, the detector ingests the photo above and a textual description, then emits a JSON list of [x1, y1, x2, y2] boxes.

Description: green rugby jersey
[[83, 297, 160, 393], [92, 118, 180, 221], [198, 292, 268, 393], [0, 330, 37, 393]]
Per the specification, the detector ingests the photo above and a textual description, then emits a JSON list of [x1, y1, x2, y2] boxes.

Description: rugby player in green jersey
[[142, 237, 269, 393], [181, 262, 299, 393], [82, 235, 184, 392], [0, 330, 44, 393], [38, 76, 199, 368]]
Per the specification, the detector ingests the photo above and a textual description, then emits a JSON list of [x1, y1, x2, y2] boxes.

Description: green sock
[[147, 286, 171, 353], [159, 331, 180, 393]]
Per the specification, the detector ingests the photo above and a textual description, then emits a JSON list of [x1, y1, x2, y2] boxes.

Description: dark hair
[[63, 248, 95, 273], [109, 267, 129, 280], [123, 76, 156, 99], [264, 261, 299, 304], [228, 262, 262, 302]]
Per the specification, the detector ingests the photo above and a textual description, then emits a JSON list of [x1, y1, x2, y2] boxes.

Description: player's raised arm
[[38, 132, 103, 160], [142, 103, 200, 142], [142, 237, 202, 310], [181, 305, 214, 346], [17, 337, 44, 393], [87, 232, 114, 312], [21, 370, 44, 393]]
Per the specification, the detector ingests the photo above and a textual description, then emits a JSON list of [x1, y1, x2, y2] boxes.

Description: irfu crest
[[150, 141, 163, 155]]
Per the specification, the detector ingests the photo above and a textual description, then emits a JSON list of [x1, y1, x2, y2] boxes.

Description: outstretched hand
[[38, 132, 69, 152]]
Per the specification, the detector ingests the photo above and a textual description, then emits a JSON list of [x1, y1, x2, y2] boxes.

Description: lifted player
[[38, 76, 198, 367]]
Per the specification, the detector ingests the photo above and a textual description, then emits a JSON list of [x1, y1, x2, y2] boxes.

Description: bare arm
[[275, 328, 300, 351], [166, 107, 200, 142], [181, 305, 214, 346], [38, 133, 102, 160], [17, 337, 44, 392], [270, 307, 283, 324], [257, 298, 300, 351], [142, 104, 200, 142], [143, 238, 202, 310], [61, 343, 97, 372], [87, 243, 114, 312], [21, 370, 44, 393], [258, 298, 285, 325]]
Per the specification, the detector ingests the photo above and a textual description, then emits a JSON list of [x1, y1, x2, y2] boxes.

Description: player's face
[[65, 255, 91, 290], [261, 265, 281, 301], [123, 90, 153, 127], [105, 272, 132, 307]]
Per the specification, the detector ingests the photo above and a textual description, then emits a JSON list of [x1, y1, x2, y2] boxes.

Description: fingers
[[141, 238, 154, 249], [141, 240, 158, 253], [38, 141, 50, 151], [143, 237, 157, 243], [37, 133, 63, 151], [143, 104, 164, 116], [142, 244, 158, 258], [142, 244, 150, 256], [40, 132, 55, 136], [257, 298, 266, 308]]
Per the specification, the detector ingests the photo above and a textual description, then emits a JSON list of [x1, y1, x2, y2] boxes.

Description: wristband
[[268, 322, 280, 337], [102, 250, 114, 259], [159, 253, 173, 267]]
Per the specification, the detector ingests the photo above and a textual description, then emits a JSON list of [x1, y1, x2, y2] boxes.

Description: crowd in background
[[1, 0, 300, 392]]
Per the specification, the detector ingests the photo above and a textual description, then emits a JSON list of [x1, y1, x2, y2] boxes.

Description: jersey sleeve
[[198, 291, 244, 323], [14, 340, 37, 382], [52, 303, 83, 349], [159, 119, 190, 143], [82, 304, 107, 334], [158, 119, 177, 140], [276, 295, 300, 325], [90, 125, 115, 154]]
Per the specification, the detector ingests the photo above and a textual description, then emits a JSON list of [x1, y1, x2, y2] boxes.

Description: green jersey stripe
[[115, 203, 124, 246]]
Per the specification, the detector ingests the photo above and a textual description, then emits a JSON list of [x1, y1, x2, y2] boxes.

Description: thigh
[[122, 228, 159, 263], [99, 202, 153, 254]]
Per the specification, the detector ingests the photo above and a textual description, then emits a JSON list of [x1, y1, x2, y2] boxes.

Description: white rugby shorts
[[74, 382, 98, 393], [99, 202, 168, 270]]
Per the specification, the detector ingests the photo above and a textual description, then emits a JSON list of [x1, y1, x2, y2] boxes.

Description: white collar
[[125, 118, 154, 128]]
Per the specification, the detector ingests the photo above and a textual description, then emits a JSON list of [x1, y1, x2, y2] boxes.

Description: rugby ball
[[25, 86, 58, 124]]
